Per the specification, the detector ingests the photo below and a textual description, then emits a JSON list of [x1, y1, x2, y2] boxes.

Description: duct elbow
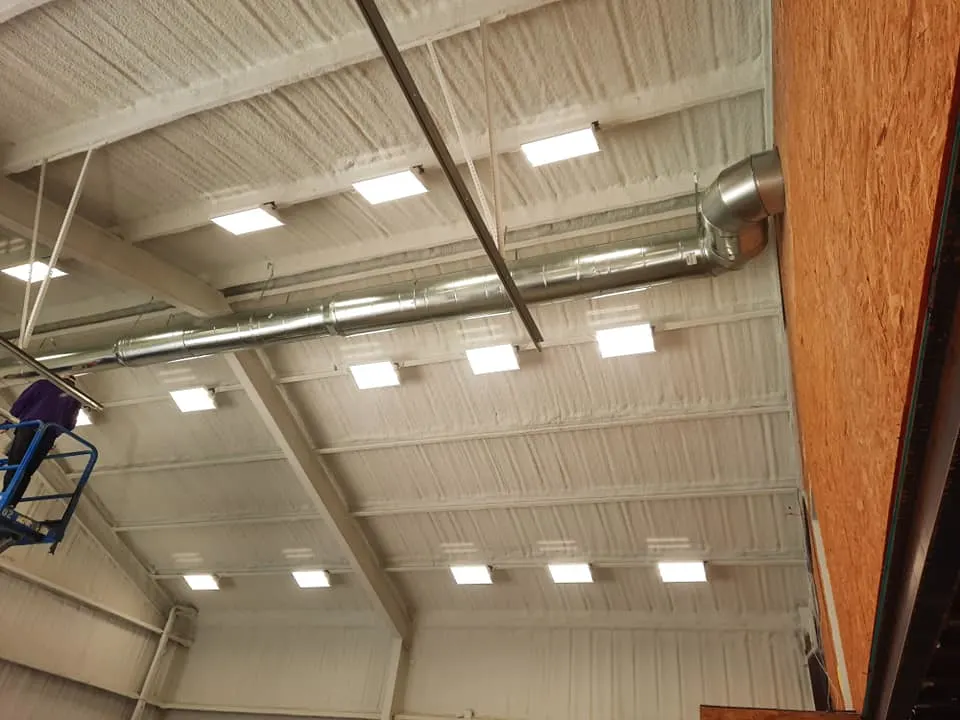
[[700, 148, 785, 268]]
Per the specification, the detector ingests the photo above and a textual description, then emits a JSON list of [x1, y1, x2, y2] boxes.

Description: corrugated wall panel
[[4, 510, 164, 626], [0, 659, 145, 719], [0, 509, 165, 707], [405, 628, 812, 720], [166, 622, 392, 714], [165, 714, 328, 720], [0, 572, 156, 698]]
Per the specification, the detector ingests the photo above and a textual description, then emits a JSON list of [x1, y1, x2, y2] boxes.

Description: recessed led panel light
[[349, 362, 400, 390], [450, 565, 493, 585], [169, 387, 216, 413], [211, 207, 284, 235], [2, 262, 66, 283], [548, 563, 593, 584], [657, 561, 707, 584], [466, 344, 519, 375], [183, 574, 219, 591], [292, 570, 331, 588], [75, 409, 93, 427], [596, 323, 655, 358], [521, 128, 600, 167], [353, 170, 428, 205]]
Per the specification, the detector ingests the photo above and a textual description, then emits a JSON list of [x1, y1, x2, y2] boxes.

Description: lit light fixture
[[183, 574, 219, 591], [169, 387, 216, 413], [657, 561, 707, 584], [75, 409, 93, 427], [349, 361, 400, 390], [466, 344, 519, 375], [292, 569, 331, 588], [353, 170, 428, 205], [595, 323, 655, 359], [2, 261, 66, 283], [547, 563, 593, 584], [211, 207, 284, 235], [521, 128, 600, 167], [450, 565, 493, 585]]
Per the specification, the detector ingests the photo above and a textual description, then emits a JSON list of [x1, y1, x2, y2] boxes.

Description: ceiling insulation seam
[[64, 399, 791, 480], [111, 484, 801, 532], [4, 151, 784, 378], [150, 552, 807, 579]]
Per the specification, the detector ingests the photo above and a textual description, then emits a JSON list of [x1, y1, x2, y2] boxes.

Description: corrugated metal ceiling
[[0, 0, 803, 636]]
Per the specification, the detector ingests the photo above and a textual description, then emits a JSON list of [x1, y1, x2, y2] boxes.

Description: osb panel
[[774, 0, 960, 710], [701, 708, 858, 720]]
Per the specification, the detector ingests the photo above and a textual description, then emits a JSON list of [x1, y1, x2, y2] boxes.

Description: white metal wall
[[159, 619, 812, 720], [162, 620, 392, 716], [0, 518, 166, 716], [0, 660, 135, 720], [405, 627, 813, 720]]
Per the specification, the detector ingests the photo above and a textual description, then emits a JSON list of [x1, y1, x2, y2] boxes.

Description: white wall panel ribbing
[[0, 659, 163, 720], [0, 520, 165, 709], [5, 499, 164, 625], [160, 620, 811, 720], [166, 622, 392, 715], [405, 628, 813, 720]]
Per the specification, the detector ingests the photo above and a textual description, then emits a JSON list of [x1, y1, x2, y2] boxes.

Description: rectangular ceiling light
[[450, 565, 493, 585], [169, 387, 216, 413], [75, 409, 93, 427], [466, 344, 519, 375], [353, 170, 428, 205], [292, 569, 331, 588], [2, 261, 66, 283], [183, 574, 219, 591], [521, 128, 600, 167], [595, 323, 655, 359], [657, 561, 707, 584], [548, 563, 593, 584], [211, 207, 284, 235], [349, 361, 400, 390]]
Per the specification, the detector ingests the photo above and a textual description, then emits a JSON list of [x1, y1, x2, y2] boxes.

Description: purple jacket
[[10, 380, 81, 435]]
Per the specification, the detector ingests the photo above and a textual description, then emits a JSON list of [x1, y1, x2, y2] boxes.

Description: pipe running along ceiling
[[13, 150, 785, 376]]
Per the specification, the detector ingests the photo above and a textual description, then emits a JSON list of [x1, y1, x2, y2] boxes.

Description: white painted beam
[[119, 61, 764, 242], [158, 703, 378, 719], [380, 637, 408, 720], [75, 398, 790, 484], [226, 349, 411, 640], [1, 0, 559, 175], [0, 562, 191, 646], [0, 0, 50, 23], [413, 609, 801, 632], [150, 551, 807, 579], [75, 399, 791, 482], [0, 177, 231, 318], [0, 654, 145, 704], [111, 483, 800, 533]]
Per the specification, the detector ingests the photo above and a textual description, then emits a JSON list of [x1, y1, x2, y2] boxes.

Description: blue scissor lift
[[0, 420, 98, 554]]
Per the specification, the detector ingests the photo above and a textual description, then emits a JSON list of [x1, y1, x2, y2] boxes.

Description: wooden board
[[773, 0, 960, 709], [701, 706, 858, 720]]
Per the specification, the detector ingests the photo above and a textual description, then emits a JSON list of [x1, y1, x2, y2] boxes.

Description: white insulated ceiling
[[0, 0, 807, 633]]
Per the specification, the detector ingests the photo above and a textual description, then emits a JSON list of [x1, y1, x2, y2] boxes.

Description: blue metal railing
[[0, 420, 98, 549]]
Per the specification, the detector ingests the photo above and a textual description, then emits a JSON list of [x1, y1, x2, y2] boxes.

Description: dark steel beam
[[353, 0, 544, 346], [863, 57, 960, 720], [0, 336, 103, 411]]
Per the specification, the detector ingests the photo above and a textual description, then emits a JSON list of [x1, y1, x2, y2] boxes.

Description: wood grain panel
[[701, 707, 858, 720], [773, 0, 960, 709]]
